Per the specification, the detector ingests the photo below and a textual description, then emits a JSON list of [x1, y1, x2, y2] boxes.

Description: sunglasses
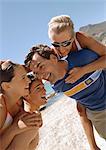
[[51, 38, 74, 48]]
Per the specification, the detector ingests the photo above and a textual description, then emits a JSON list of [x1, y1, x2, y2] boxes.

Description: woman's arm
[[0, 94, 7, 129], [0, 123, 19, 150], [65, 32, 106, 83], [77, 32, 106, 73], [0, 108, 41, 150]]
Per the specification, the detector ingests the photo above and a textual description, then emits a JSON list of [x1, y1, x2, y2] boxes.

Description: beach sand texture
[[36, 93, 106, 150]]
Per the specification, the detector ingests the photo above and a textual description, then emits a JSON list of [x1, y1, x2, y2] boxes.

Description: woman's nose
[[57, 47, 65, 55], [60, 47, 65, 52]]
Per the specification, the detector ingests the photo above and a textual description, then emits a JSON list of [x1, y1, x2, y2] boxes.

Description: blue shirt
[[53, 49, 106, 111]]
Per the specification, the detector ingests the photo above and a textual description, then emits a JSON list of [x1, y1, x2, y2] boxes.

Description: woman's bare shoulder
[[0, 94, 7, 129], [75, 31, 90, 48], [76, 31, 106, 55], [76, 31, 92, 41]]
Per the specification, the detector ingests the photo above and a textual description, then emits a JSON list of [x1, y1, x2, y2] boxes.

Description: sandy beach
[[36, 93, 106, 150]]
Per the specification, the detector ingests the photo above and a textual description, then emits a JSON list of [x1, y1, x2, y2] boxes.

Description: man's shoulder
[[67, 48, 99, 67]]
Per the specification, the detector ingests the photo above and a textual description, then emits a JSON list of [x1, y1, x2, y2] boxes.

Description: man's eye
[[22, 76, 25, 79], [38, 65, 44, 70], [39, 66, 42, 69]]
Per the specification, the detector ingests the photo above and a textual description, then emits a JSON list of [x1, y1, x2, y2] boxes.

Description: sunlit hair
[[48, 15, 74, 36], [0, 60, 18, 92], [24, 44, 58, 68]]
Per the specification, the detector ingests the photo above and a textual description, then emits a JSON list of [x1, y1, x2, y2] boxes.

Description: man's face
[[29, 53, 60, 84]]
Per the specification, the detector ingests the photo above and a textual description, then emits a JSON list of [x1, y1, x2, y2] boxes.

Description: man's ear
[[1, 82, 11, 91], [50, 54, 58, 63]]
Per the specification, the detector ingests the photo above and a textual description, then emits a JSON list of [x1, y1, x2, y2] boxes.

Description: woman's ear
[[1, 82, 10, 91], [50, 54, 58, 63]]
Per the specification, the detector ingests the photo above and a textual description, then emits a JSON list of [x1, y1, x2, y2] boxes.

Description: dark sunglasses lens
[[52, 43, 60, 47], [63, 42, 71, 47]]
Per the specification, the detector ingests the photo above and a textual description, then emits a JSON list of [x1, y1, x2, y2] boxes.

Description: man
[[24, 44, 106, 148]]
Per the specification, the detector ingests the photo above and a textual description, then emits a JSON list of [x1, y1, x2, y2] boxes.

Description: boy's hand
[[12, 111, 43, 134], [18, 111, 42, 129]]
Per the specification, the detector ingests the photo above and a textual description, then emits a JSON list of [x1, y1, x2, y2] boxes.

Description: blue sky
[[0, 0, 106, 64]]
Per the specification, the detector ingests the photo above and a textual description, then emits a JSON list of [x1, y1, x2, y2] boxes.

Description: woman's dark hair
[[24, 44, 58, 68], [0, 61, 16, 92]]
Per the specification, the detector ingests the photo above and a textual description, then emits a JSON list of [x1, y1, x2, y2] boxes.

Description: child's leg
[[77, 102, 100, 150]]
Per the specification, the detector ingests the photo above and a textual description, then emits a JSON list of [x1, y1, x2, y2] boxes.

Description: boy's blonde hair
[[48, 15, 74, 36]]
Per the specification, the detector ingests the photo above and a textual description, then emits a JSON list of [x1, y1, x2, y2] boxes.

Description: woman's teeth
[[25, 86, 29, 89]]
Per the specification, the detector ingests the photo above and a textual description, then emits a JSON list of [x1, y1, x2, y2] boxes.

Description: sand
[[36, 93, 106, 150]]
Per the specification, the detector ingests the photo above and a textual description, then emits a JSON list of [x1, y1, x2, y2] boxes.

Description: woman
[[0, 60, 43, 150], [48, 15, 106, 150]]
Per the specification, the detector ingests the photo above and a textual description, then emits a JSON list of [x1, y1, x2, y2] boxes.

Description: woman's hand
[[65, 67, 86, 83], [12, 111, 43, 134]]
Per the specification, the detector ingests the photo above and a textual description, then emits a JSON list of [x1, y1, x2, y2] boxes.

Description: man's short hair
[[24, 44, 57, 67]]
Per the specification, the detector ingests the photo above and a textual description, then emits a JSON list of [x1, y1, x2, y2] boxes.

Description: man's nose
[[38, 73, 44, 79], [33, 72, 42, 79], [32, 67, 39, 74], [40, 84, 44, 89]]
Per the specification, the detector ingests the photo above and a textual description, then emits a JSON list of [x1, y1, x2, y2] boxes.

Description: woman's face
[[49, 29, 74, 57], [29, 80, 47, 108], [8, 65, 31, 97]]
